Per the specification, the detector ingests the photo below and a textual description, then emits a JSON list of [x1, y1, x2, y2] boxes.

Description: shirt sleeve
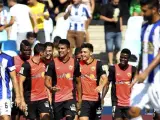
[[45, 61, 55, 77], [7, 57, 15, 72], [132, 66, 137, 79], [10, 7, 15, 17], [65, 5, 70, 13], [96, 60, 106, 77], [74, 60, 81, 77], [83, 5, 91, 19], [19, 62, 30, 77], [108, 66, 115, 82]]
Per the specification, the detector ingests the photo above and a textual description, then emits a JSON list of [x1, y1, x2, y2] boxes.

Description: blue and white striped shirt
[[65, 4, 91, 31], [0, 52, 15, 100], [141, 20, 160, 84]]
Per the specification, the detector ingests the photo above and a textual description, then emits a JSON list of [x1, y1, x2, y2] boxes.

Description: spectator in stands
[[28, 0, 50, 44], [0, 0, 38, 50], [100, 0, 122, 65], [64, 0, 91, 53], [0, 0, 10, 41], [26, 32, 39, 56], [130, 0, 141, 16], [82, 0, 95, 42]]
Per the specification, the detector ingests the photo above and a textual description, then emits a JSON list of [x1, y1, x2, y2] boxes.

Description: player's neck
[[32, 1, 38, 6], [59, 55, 70, 63], [118, 64, 129, 70], [152, 14, 160, 24], [32, 55, 41, 64], [85, 57, 94, 64]]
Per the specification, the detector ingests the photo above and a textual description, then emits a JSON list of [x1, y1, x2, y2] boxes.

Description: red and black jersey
[[19, 58, 48, 102], [45, 57, 81, 102], [108, 64, 136, 106], [80, 59, 106, 101]]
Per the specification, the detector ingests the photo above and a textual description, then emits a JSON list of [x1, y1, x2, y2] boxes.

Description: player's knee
[[128, 107, 141, 118], [66, 115, 74, 120]]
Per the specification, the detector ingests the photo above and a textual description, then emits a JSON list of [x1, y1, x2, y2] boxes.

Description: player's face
[[21, 46, 31, 60], [0, 5, 3, 12], [81, 48, 91, 61], [27, 37, 35, 45], [112, 0, 119, 6], [58, 44, 70, 58], [45, 46, 53, 60], [141, 5, 154, 22], [7, 0, 12, 7], [73, 0, 81, 5], [120, 53, 129, 66]]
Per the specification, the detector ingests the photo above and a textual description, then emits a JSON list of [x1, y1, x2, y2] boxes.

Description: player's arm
[[19, 62, 30, 112], [43, 5, 49, 20], [64, 5, 72, 20], [45, 62, 60, 92], [135, 52, 160, 83], [10, 70, 21, 107], [75, 62, 82, 109], [91, 0, 95, 14], [7, 57, 21, 107], [29, 10, 38, 33], [95, 61, 107, 93], [0, 16, 15, 31]]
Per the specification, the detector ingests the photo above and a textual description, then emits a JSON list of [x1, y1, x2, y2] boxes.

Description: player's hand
[[136, 72, 148, 83], [111, 18, 117, 23], [95, 85, 103, 93], [50, 86, 61, 92], [20, 101, 27, 112], [15, 96, 21, 108]]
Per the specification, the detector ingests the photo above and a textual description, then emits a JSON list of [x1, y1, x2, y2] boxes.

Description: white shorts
[[131, 83, 160, 113], [0, 99, 11, 116]]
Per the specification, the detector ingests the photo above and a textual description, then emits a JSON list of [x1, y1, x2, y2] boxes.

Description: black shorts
[[26, 98, 50, 119], [113, 106, 130, 119], [53, 99, 77, 120], [11, 102, 24, 116], [79, 100, 102, 120]]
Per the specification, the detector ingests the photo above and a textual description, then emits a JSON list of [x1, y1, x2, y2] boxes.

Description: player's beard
[[143, 15, 153, 23]]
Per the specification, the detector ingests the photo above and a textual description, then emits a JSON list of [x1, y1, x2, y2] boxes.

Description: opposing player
[[0, 43, 21, 120], [129, 0, 160, 120], [45, 39, 82, 120], [19, 43, 50, 120], [12, 40, 31, 120], [102, 49, 136, 120], [44, 42, 53, 65], [79, 43, 107, 120]]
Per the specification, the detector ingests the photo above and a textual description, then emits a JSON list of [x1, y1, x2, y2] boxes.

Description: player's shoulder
[[108, 65, 115, 71], [37, 2, 45, 7], [0, 52, 13, 60]]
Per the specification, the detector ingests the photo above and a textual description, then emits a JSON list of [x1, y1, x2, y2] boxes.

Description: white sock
[[130, 116, 143, 120]]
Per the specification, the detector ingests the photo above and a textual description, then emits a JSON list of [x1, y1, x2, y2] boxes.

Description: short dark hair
[[54, 36, 61, 43], [81, 43, 94, 52], [140, 0, 159, 9], [44, 42, 53, 49], [58, 39, 70, 48], [34, 43, 45, 55], [121, 48, 131, 57], [26, 32, 36, 39], [74, 47, 81, 56], [20, 40, 31, 51]]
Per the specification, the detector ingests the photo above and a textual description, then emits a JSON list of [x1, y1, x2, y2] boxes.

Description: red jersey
[[20, 58, 48, 102], [108, 64, 136, 107], [80, 59, 106, 101], [14, 55, 25, 81], [45, 57, 81, 102]]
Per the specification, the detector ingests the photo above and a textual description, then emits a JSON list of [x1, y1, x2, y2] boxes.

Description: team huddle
[[0, 0, 160, 120]]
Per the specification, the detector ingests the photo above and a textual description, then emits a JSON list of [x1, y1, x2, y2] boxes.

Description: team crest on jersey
[[69, 65, 73, 70], [91, 66, 96, 71], [127, 73, 131, 77], [41, 72, 45, 77], [66, 73, 71, 79], [90, 74, 95, 79], [70, 104, 76, 111]]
